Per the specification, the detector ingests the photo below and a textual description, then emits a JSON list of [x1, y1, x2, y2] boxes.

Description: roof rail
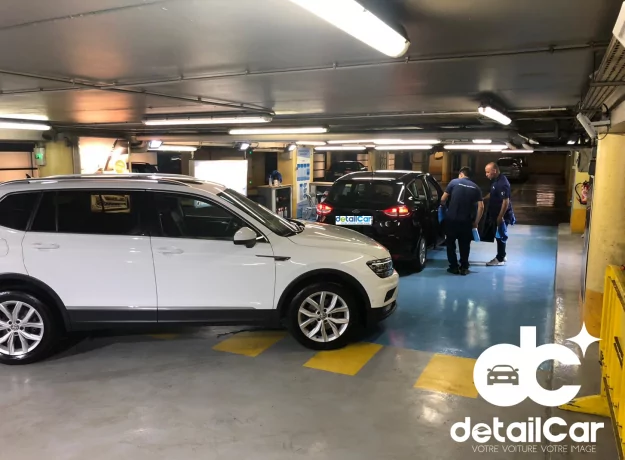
[[0, 174, 201, 188]]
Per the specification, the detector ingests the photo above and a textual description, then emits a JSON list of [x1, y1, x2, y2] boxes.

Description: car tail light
[[383, 205, 411, 218], [317, 203, 333, 215]]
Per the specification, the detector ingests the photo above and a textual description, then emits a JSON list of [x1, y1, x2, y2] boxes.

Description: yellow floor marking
[[212, 331, 287, 357], [303, 342, 384, 376], [148, 333, 179, 340], [414, 354, 478, 398]]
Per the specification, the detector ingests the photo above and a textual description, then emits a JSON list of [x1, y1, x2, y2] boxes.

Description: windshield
[[327, 180, 401, 208], [497, 159, 515, 167], [218, 188, 300, 237]]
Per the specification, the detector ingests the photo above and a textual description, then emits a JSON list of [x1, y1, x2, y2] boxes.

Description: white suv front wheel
[[288, 282, 359, 350], [0, 292, 58, 365]]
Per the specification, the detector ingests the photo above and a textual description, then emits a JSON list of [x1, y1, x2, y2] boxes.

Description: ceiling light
[[148, 140, 163, 149], [478, 105, 512, 126], [0, 121, 51, 131], [374, 145, 433, 150], [444, 144, 508, 151], [149, 145, 197, 152], [288, 0, 410, 58], [327, 139, 375, 144], [239, 142, 250, 151], [314, 146, 367, 151], [472, 139, 492, 144], [0, 114, 49, 121], [229, 127, 327, 135], [501, 149, 534, 154], [296, 141, 326, 146], [143, 115, 272, 125], [288, 144, 297, 151], [374, 139, 440, 145], [567, 140, 576, 145]]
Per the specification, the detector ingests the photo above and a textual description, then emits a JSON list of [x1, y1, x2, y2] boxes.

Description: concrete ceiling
[[0, 0, 621, 145]]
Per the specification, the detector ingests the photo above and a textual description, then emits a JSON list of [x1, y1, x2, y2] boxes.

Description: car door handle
[[32, 243, 59, 250], [156, 247, 184, 255]]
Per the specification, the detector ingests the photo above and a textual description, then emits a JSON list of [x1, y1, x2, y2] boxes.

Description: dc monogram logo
[[473, 325, 599, 407]]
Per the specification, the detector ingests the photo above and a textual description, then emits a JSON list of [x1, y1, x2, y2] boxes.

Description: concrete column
[[441, 152, 453, 183], [38, 141, 74, 177], [583, 134, 625, 336], [570, 166, 589, 234]]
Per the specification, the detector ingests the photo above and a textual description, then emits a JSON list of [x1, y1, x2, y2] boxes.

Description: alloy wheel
[[419, 239, 427, 266], [0, 301, 45, 356], [297, 291, 350, 343]]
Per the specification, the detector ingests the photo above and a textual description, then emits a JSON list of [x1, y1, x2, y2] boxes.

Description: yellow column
[[38, 141, 74, 177], [570, 166, 589, 233], [583, 134, 625, 337], [442, 152, 453, 183]]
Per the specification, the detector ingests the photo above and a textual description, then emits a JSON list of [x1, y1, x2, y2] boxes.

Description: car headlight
[[367, 257, 394, 278]]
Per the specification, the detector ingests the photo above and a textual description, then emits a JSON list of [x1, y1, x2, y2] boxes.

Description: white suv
[[0, 174, 399, 364]]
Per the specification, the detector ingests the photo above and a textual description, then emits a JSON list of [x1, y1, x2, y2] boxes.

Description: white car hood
[[287, 222, 390, 258]]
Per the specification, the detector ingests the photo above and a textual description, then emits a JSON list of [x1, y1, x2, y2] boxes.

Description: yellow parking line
[[303, 342, 383, 376], [212, 331, 287, 357], [414, 354, 478, 398]]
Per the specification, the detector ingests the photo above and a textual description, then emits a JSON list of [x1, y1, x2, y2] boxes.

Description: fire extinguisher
[[575, 181, 590, 205]]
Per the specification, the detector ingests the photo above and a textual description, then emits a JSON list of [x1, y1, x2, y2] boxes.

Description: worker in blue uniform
[[484, 162, 515, 266], [440, 167, 484, 275]]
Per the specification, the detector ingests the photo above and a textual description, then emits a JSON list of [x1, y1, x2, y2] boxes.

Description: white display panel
[[193, 160, 248, 196]]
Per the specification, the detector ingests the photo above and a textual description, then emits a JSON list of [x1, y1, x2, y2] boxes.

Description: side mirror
[[234, 227, 258, 248]]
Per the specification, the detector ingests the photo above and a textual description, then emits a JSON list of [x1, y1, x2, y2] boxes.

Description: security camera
[[576, 113, 597, 140]]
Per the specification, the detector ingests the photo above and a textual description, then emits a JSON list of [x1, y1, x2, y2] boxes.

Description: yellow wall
[[583, 134, 625, 336], [39, 141, 74, 177], [570, 168, 589, 233]]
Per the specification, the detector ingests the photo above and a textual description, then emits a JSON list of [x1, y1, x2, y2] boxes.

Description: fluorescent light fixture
[[500, 149, 534, 154], [288, 0, 410, 58], [296, 141, 326, 146], [374, 139, 440, 145], [567, 140, 576, 145], [148, 140, 163, 149], [0, 114, 49, 121], [0, 121, 50, 131], [374, 145, 432, 150], [143, 115, 272, 126], [149, 145, 197, 152], [472, 139, 492, 144], [229, 127, 327, 135], [327, 139, 375, 144], [478, 105, 512, 126], [239, 142, 250, 151], [315, 146, 367, 151], [444, 144, 508, 151]]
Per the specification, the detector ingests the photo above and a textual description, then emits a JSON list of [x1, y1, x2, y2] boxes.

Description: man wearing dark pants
[[440, 167, 484, 275], [484, 162, 514, 266]]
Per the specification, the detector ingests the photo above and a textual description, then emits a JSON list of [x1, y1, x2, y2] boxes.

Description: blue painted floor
[[367, 224, 558, 359]]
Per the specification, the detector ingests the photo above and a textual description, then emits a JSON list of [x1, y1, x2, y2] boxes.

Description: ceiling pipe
[[0, 68, 274, 115], [101, 42, 607, 89]]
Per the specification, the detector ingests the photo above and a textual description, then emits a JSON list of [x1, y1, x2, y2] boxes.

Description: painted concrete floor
[[0, 224, 617, 459]]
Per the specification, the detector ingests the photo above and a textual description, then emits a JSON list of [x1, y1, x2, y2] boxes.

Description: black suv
[[324, 161, 367, 182], [316, 171, 445, 271]]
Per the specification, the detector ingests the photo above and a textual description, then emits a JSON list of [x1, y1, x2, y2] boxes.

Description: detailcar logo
[[473, 324, 599, 407], [336, 215, 373, 225]]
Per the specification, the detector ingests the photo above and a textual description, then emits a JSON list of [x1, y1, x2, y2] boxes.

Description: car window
[[30, 191, 143, 235], [31, 192, 56, 232], [153, 193, 245, 240], [0, 192, 39, 231], [60, 191, 142, 235], [407, 180, 428, 201], [328, 181, 398, 207], [427, 177, 440, 205]]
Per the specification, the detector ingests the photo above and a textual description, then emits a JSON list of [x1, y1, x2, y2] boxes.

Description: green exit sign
[[35, 153, 44, 160]]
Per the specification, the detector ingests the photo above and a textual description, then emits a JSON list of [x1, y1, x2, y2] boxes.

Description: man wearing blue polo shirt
[[440, 167, 484, 275], [484, 162, 514, 266]]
